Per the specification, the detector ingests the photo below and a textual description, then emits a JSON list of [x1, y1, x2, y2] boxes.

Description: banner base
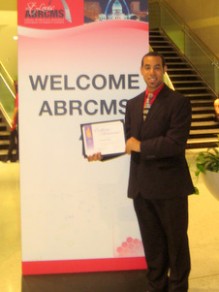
[[22, 257, 147, 275]]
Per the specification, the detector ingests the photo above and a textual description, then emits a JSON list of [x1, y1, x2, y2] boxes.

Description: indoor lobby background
[[0, 0, 219, 291]]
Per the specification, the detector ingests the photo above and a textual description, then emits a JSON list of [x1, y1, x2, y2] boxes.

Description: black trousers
[[134, 195, 190, 292]]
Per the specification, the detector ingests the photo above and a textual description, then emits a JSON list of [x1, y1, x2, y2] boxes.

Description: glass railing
[[0, 62, 15, 126], [149, 45, 175, 90], [149, 0, 219, 96]]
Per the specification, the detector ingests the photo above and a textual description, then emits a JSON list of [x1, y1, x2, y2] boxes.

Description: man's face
[[140, 56, 167, 92]]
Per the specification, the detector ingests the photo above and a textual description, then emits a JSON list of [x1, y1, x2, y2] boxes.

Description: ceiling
[[0, 0, 17, 30], [0, 1, 17, 11], [0, 0, 17, 28]]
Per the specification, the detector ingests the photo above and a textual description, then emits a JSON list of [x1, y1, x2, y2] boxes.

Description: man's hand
[[126, 137, 141, 154], [87, 152, 102, 162]]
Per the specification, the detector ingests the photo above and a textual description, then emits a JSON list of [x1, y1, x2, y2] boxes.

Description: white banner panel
[[18, 0, 149, 274]]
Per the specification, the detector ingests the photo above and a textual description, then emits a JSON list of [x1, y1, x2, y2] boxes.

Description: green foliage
[[193, 186, 200, 195], [195, 136, 219, 177]]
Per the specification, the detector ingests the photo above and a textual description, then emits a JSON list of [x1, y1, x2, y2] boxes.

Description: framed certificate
[[81, 120, 126, 158]]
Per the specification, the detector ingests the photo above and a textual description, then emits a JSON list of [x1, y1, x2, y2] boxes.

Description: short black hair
[[141, 51, 166, 68]]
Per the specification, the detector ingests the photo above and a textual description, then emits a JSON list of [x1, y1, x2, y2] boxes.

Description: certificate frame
[[81, 119, 126, 159]]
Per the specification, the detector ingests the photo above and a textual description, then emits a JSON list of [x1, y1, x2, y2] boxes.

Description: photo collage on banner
[[18, 0, 149, 274]]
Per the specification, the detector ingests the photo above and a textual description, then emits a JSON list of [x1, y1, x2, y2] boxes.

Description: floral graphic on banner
[[116, 237, 144, 257]]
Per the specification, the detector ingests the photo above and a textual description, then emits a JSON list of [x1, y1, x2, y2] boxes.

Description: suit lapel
[[134, 93, 145, 138], [142, 85, 169, 128]]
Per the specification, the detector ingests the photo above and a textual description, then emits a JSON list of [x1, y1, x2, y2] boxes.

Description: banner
[[18, 0, 149, 275]]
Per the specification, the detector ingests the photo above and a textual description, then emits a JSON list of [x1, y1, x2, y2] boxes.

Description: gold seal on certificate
[[81, 120, 126, 158]]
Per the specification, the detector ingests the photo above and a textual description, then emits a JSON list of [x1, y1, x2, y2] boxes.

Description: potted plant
[[195, 135, 219, 200]]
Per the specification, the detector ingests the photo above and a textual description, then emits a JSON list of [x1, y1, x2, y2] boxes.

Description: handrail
[[0, 62, 15, 95], [149, 0, 219, 97], [161, 0, 219, 62], [0, 62, 15, 126], [149, 45, 175, 90]]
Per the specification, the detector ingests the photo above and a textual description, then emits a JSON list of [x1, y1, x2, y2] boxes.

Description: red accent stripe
[[22, 257, 147, 275]]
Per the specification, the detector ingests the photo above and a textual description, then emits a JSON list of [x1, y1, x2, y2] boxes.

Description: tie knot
[[147, 93, 153, 100]]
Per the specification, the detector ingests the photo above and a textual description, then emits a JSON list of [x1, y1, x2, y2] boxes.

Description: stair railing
[[0, 62, 15, 127], [149, 0, 219, 97]]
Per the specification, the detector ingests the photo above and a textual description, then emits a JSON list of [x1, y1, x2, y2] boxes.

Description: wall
[[164, 0, 219, 59], [0, 11, 17, 80]]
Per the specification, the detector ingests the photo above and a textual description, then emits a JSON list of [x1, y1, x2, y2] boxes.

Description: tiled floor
[[1, 160, 219, 292]]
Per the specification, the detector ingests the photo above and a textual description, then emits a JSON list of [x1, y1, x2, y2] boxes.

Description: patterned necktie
[[143, 93, 153, 121]]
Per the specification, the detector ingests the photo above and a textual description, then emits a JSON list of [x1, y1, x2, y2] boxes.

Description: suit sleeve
[[124, 101, 131, 140], [140, 96, 192, 159]]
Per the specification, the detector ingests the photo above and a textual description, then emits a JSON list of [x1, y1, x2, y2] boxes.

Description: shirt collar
[[146, 83, 165, 99]]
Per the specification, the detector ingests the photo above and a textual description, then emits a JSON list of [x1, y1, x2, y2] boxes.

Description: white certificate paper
[[81, 120, 126, 158]]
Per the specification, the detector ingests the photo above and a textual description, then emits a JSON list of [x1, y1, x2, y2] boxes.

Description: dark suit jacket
[[125, 84, 195, 199]]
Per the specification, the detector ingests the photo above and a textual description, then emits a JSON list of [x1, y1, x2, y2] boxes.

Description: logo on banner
[[25, 0, 71, 23], [19, 0, 84, 29]]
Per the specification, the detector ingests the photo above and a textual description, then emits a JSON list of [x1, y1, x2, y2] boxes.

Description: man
[[125, 51, 195, 291]]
